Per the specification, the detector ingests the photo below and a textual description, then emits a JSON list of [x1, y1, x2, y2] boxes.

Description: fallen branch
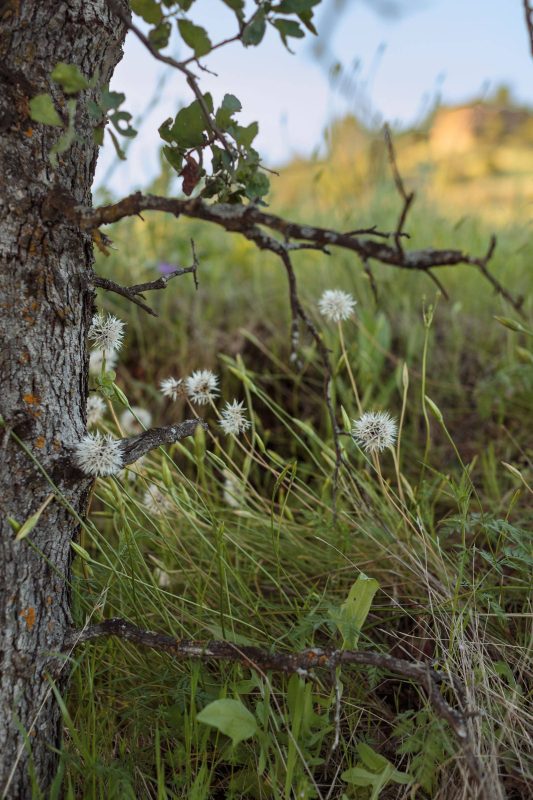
[[64, 618, 486, 795]]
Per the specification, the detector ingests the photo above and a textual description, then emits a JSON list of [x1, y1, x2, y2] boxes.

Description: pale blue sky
[[94, 0, 533, 194]]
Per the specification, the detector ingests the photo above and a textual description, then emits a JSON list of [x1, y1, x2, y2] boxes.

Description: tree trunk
[[0, 2, 127, 795]]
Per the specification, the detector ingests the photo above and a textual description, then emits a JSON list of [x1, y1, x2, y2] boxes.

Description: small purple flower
[[158, 262, 175, 276]]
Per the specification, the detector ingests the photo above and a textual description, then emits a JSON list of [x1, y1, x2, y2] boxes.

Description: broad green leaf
[[337, 573, 379, 649], [178, 19, 212, 57], [215, 93, 242, 129], [29, 94, 62, 127], [51, 63, 89, 94], [149, 21, 172, 50], [130, 0, 162, 24], [109, 110, 137, 138], [357, 742, 390, 772], [340, 767, 378, 787], [162, 145, 183, 172], [242, 9, 266, 46], [100, 89, 126, 113], [277, 0, 320, 12], [245, 171, 270, 200], [171, 94, 212, 148], [49, 98, 77, 166], [273, 18, 305, 49], [222, 0, 245, 16], [231, 121, 259, 149], [197, 699, 258, 746]]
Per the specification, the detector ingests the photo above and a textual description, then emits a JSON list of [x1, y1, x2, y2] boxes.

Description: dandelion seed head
[[143, 484, 174, 516], [89, 348, 118, 375], [159, 377, 184, 401], [89, 313, 125, 353], [74, 432, 124, 476], [351, 411, 397, 454], [185, 369, 219, 405], [120, 406, 152, 435], [219, 399, 251, 436], [86, 395, 106, 427], [318, 289, 356, 323]]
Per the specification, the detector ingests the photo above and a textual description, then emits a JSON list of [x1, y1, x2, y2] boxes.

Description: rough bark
[[0, 1, 127, 796]]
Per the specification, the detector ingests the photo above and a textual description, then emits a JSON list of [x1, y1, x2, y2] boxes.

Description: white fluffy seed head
[[351, 411, 398, 454], [159, 377, 184, 401], [185, 369, 219, 405], [89, 313, 126, 353], [219, 399, 251, 436], [119, 406, 152, 435], [89, 347, 118, 375], [86, 395, 106, 427], [74, 432, 124, 476], [143, 484, 174, 516], [318, 289, 357, 323]]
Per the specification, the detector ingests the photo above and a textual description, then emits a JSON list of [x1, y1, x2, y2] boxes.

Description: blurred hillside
[[270, 89, 533, 226]]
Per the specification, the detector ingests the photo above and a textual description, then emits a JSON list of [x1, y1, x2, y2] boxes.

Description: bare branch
[[523, 0, 533, 57], [92, 245, 199, 316], [384, 123, 415, 256], [119, 420, 207, 465], [64, 618, 486, 793]]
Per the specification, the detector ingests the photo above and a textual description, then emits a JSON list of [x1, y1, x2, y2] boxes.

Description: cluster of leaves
[[132, 0, 321, 201], [29, 62, 136, 165], [131, 0, 321, 54], [159, 91, 270, 202]]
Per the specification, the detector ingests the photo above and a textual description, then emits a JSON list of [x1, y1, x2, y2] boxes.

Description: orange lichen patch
[[24, 127, 33, 137], [23, 393, 40, 405], [35, 436, 45, 449], [20, 607, 36, 632], [19, 351, 30, 364], [46, 596, 52, 605]]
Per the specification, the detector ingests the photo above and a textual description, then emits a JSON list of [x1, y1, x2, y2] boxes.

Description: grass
[[49, 136, 533, 799]]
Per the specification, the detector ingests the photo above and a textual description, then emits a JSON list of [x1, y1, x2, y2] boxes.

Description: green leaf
[[149, 21, 172, 50], [222, 0, 245, 15], [130, 0, 162, 24], [49, 98, 77, 166], [109, 110, 137, 138], [357, 743, 390, 772], [215, 93, 242, 129], [178, 19, 212, 57], [242, 9, 266, 46], [100, 89, 126, 113], [273, 18, 305, 49], [340, 767, 378, 787], [276, 0, 320, 12], [196, 699, 258, 746], [51, 63, 89, 94], [171, 94, 212, 148], [162, 145, 183, 172], [29, 94, 62, 127], [244, 171, 270, 200], [232, 121, 258, 148], [337, 573, 379, 649]]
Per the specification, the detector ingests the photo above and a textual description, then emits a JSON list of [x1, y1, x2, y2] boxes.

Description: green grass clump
[[54, 159, 533, 799]]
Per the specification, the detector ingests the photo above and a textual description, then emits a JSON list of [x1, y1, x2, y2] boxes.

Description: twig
[[523, 1, 533, 57], [93, 249, 199, 316], [384, 123, 415, 256], [64, 618, 486, 792]]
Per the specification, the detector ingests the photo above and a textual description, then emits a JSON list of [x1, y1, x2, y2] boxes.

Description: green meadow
[[60, 119, 532, 799]]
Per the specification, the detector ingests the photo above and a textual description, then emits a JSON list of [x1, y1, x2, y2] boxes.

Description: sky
[[94, 0, 533, 194]]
